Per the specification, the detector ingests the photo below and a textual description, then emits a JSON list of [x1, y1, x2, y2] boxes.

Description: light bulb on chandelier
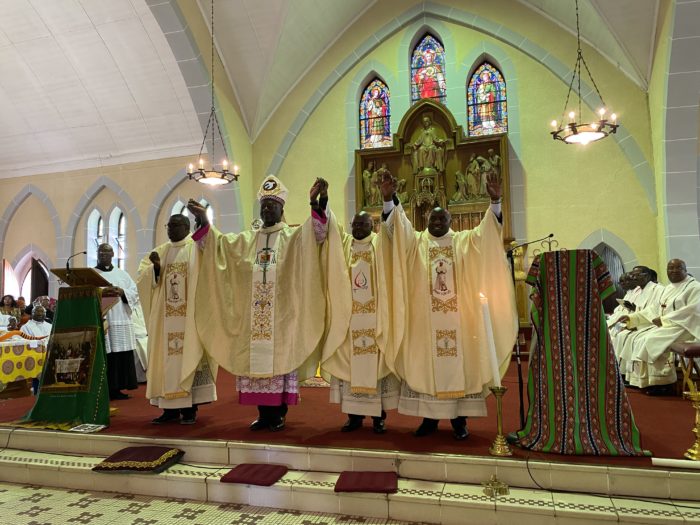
[[549, 0, 618, 145]]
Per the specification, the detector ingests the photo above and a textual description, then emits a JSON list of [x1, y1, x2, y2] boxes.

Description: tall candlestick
[[480, 293, 501, 388]]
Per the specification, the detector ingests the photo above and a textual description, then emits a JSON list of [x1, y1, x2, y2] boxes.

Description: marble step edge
[[1, 449, 697, 525], [1, 427, 699, 500]]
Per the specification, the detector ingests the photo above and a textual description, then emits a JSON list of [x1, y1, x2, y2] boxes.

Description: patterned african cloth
[[516, 250, 648, 456]]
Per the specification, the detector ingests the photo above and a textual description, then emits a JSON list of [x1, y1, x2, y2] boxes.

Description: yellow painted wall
[[4, 195, 57, 272], [256, 1, 658, 267]]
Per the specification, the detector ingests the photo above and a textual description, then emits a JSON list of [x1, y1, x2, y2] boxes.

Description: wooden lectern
[[51, 267, 121, 314]]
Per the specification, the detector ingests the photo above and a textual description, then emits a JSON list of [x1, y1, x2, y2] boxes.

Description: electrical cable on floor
[[522, 450, 700, 510], [0, 427, 16, 455]]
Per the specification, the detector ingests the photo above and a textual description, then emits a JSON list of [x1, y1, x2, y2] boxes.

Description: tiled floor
[[0, 482, 417, 525]]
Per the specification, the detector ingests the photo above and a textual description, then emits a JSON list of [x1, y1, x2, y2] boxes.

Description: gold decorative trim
[[351, 328, 378, 355], [351, 250, 373, 265], [436, 390, 466, 399], [429, 246, 453, 260], [167, 332, 185, 356], [251, 281, 274, 341], [435, 329, 457, 357], [432, 295, 458, 313], [352, 298, 376, 314]]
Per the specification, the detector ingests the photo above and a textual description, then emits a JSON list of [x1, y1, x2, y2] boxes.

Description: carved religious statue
[[409, 114, 447, 174]]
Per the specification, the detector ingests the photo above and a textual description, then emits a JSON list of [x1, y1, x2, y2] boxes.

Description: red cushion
[[334, 471, 398, 493], [92, 446, 184, 474], [220, 464, 288, 486]]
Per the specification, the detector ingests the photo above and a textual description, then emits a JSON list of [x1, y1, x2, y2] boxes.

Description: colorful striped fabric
[[516, 250, 649, 456]]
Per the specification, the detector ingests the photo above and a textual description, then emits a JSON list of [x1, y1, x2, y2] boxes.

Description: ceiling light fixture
[[550, 0, 618, 145], [187, 0, 238, 185]]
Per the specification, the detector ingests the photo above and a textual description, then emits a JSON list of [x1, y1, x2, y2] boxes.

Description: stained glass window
[[359, 79, 392, 149], [467, 62, 507, 136], [410, 34, 447, 104]]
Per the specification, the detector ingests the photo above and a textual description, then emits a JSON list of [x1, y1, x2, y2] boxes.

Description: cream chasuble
[[384, 204, 517, 416], [137, 237, 217, 409], [322, 212, 399, 416], [192, 219, 324, 382]]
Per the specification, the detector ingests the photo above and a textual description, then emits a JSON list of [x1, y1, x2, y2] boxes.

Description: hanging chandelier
[[187, 0, 239, 185], [550, 0, 618, 145]]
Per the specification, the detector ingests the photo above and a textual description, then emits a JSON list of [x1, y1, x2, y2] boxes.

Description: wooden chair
[[670, 342, 700, 394]]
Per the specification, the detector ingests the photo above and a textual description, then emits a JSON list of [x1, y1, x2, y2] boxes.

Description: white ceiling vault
[[0, 0, 662, 179]]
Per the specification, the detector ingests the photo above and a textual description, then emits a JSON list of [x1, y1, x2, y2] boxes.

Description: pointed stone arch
[[65, 176, 143, 265], [0, 184, 62, 262]]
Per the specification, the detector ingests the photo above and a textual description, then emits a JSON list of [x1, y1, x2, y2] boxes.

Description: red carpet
[[0, 364, 695, 468]]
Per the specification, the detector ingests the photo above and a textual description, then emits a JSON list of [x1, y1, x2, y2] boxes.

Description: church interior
[[1, 0, 700, 523]]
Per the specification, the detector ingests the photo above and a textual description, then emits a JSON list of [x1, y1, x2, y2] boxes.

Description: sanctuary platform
[[1, 366, 699, 524]]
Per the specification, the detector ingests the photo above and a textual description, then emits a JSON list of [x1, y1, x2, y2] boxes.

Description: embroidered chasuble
[[384, 205, 517, 418], [322, 212, 399, 416], [516, 250, 648, 456], [617, 276, 700, 388], [137, 237, 217, 408], [192, 218, 325, 405]]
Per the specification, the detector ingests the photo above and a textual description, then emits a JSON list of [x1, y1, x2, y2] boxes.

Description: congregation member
[[137, 214, 217, 425], [25, 296, 54, 324], [322, 210, 399, 433], [380, 171, 517, 440], [187, 176, 329, 432], [616, 259, 700, 394], [95, 243, 138, 401], [20, 306, 52, 338], [1, 295, 23, 319]]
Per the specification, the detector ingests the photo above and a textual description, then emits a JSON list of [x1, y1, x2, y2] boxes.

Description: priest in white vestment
[[96, 243, 138, 400], [18, 306, 52, 338], [611, 266, 663, 356], [381, 171, 518, 439], [137, 214, 217, 425], [188, 176, 329, 432], [617, 259, 700, 392], [322, 210, 399, 433], [607, 272, 639, 328]]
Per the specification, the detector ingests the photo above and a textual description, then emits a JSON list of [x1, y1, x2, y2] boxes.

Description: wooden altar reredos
[[354, 99, 512, 240]]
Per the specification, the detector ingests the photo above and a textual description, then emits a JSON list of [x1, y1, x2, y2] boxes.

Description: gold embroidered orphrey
[[351, 328, 379, 355], [352, 298, 377, 314], [251, 281, 274, 341], [165, 262, 188, 317], [350, 250, 373, 265], [435, 329, 458, 357], [167, 332, 185, 356]]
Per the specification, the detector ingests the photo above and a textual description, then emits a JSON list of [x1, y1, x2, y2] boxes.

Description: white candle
[[480, 292, 501, 387]]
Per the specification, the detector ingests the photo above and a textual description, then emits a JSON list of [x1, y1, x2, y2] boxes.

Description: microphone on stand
[[66, 251, 87, 278], [507, 233, 554, 254]]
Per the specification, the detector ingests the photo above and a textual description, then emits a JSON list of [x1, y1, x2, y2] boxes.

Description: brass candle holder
[[683, 390, 700, 461], [489, 385, 512, 456]]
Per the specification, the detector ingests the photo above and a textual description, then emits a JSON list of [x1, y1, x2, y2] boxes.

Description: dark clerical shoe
[[506, 431, 520, 445], [644, 384, 675, 396], [450, 417, 469, 441], [269, 417, 286, 432], [341, 415, 364, 432], [180, 407, 197, 425], [414, 418, 439, 437], [372, 417, 386, 434], [249, 418, 269, 431], [110, 390, 130, 401], [152, 409, 180, 425]]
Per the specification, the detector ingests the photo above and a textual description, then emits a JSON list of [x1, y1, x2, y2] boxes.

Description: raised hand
[[309, 178, 322, 202], [486, 171, 502, 202], [187, 199, 209, 228], [149, 251, 161, 272], [380, 170, 397, 202]]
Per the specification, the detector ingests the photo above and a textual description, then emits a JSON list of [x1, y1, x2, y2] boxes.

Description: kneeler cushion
[[92, 446, 184, 474], [220, 464, 288, 486], [334, 471, 398, 493]]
